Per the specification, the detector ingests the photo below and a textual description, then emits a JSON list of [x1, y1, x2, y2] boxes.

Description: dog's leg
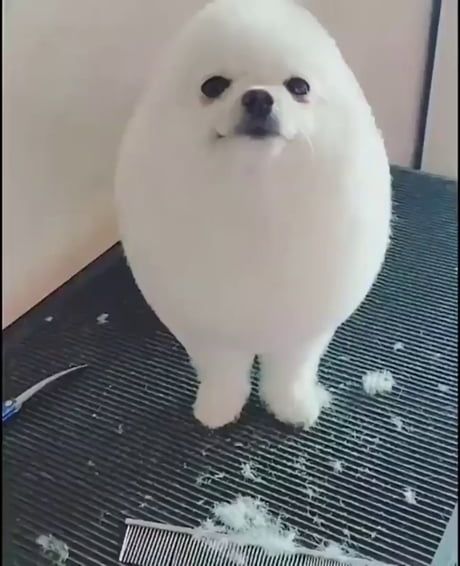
[[259, 332, 333, 428], [186, 342, 253, 429]]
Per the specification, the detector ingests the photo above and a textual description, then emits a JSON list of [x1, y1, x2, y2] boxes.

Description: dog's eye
[[284, 77, 310, 97], [201, 76, 232, 99]]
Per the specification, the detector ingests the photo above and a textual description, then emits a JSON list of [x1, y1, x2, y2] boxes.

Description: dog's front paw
[[193, 377, 249, 429], [260, 379, 331, 429]]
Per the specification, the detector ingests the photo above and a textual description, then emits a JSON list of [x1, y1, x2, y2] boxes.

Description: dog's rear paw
[[261, 380, 331, 429]]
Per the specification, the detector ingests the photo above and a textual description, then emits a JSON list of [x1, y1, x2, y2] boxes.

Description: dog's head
[[153, 0, 370, 155]]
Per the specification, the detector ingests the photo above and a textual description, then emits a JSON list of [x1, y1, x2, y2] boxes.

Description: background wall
[[2, 0, 435, 327], [3, 0, 205, 327], [422, 0, 458, 179]]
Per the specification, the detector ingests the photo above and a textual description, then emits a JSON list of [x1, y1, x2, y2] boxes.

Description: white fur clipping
[[96, 313, 109, 325], [331, 459, 343, 474], [195, 497, 388, 564], [241, 462, 259, 481], [403, 487, 417, 505], [196, 470, 225, 485], [315, 540, 357, 559], [36, 534, 69, 565], [362, 370, 395, 396], [197, 496, 298, 555], [391, 415, 403, 431]]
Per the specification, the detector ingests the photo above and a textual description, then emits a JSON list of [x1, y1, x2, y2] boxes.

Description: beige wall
[[422, 0, 458, 179], [3, 0, 432, 327], [3, 0, 204, 327], [309, 0, 432, 168]]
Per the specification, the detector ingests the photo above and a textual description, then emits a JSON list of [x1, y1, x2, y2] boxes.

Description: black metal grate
[[3, 167, 458, 566]]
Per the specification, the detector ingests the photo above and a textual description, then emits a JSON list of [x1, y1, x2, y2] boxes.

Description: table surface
[[3, 166, 458, 566]]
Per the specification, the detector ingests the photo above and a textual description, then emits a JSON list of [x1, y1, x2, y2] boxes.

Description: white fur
[[362, 370, 395, 396], [403, 487, 417, 505], [115, 0, 391, 428]]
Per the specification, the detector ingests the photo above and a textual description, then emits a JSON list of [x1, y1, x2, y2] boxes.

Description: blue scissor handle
[[3, 364, 87, 426], [2, 399, 21, 424]]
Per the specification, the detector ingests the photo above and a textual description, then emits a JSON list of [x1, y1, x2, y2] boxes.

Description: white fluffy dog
[[115, 0, 391, 429]]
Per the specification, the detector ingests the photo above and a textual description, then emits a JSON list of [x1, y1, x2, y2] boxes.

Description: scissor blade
[[15, 364, 87, 407]]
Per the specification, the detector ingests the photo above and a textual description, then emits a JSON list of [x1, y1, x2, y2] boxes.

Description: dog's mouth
[[215, 126, 282, 141], [216, 115, 282, 141], [236, 115, 281, 139], [239, 126, 280, 139]]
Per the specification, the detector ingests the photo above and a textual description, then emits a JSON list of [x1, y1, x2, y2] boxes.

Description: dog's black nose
[[241, 89, 274, 119]]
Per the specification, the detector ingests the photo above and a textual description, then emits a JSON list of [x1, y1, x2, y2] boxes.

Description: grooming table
[[3, 167, 458, 566]]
